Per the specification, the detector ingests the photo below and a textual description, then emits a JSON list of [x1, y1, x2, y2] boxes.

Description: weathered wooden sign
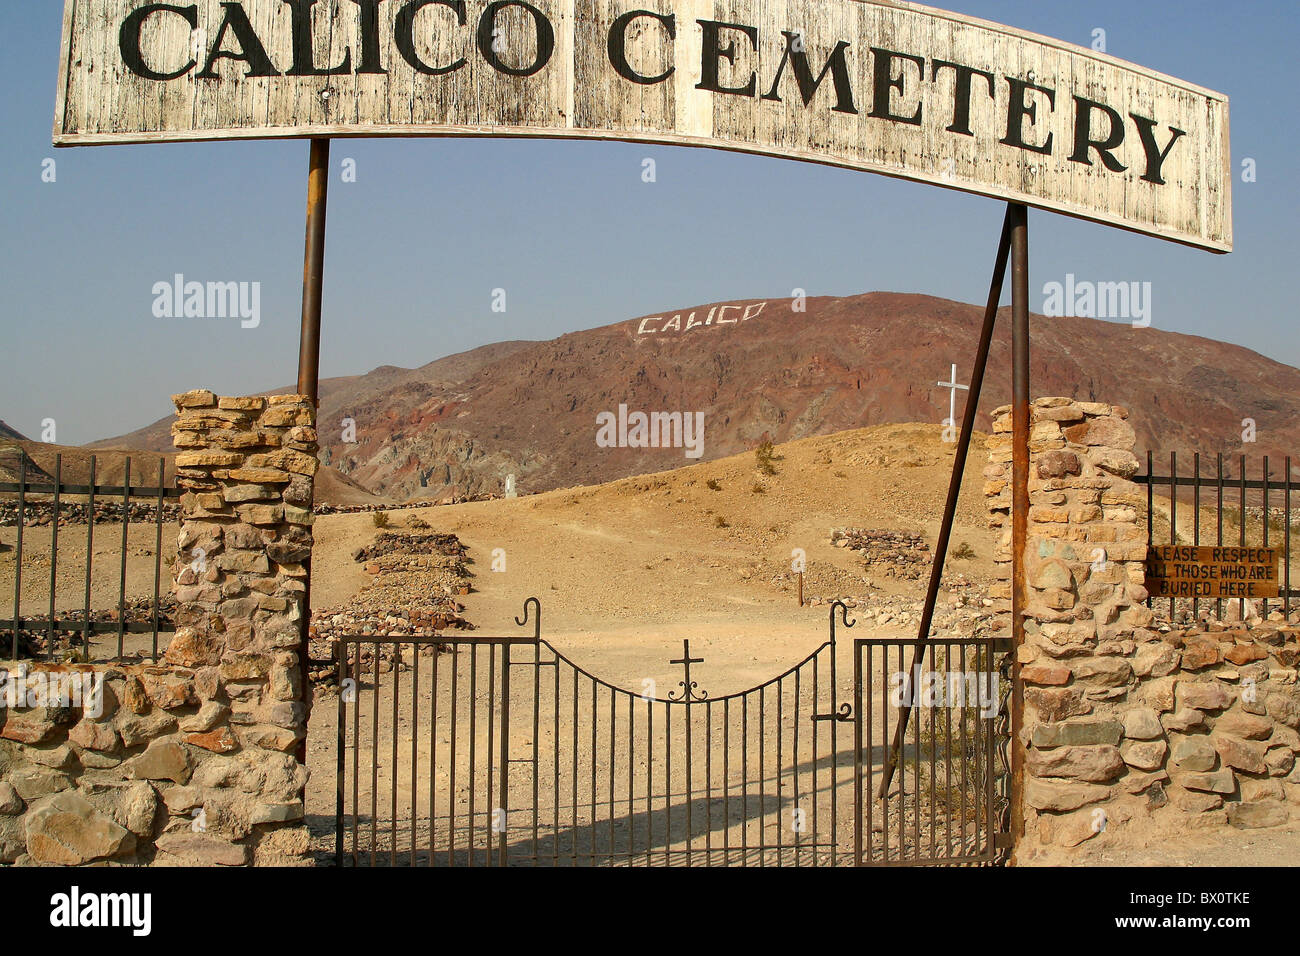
[[55, 0, 1230, 251], [1144, 545, 1279, 600]]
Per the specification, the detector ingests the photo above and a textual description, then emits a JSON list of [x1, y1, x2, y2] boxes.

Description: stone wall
[[0, 392, 316, 865], [987, 398, 1300, 857]]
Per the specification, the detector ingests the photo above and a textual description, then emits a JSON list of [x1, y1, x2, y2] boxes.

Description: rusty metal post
[[1008, 203, 1030, 856], [295, 137, 330, 764], [798, 570, 804, 607], [298, 138, 329, 404], [876, 204, 1015, 799]]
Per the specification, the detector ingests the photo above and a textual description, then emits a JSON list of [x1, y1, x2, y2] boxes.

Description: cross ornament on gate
[[668, 639, 708, 702]]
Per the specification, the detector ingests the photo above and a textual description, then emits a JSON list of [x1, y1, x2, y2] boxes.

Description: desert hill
[[0, 421, 29, 443], [1, 421, 54, 485], [95, 291, 1300, 501], [88, 340, 533, 460]]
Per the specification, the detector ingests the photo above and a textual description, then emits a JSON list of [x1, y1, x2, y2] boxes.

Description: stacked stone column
[[987, 398, 1300, 855], [162, 390, 317, 863], [0, 392, 318, 865]]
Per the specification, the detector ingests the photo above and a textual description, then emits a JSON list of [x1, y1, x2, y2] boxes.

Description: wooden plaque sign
[[54, 0, 1231, 251], [1145, 545, 1280, 600]]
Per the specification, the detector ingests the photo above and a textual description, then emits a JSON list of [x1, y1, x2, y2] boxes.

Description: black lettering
[[395, 0, 465, 75], [1069, 95, 1127, 171], [608, 10, 675, 85], [1129, 114, 1186, 185], [930, 59, 995, 136], [351, 0, 388, 74], [119, 4, 197, 81], [761, 32, 857, 114], [695, 20, 757, 97], [197, 2, 280, 78], [477, 1, 554, 77], [867, 47, 924, 125], [999, 76, 1055, 154], [282, 0, 352, 76]]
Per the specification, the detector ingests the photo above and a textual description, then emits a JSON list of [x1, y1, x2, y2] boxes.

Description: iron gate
[[333, 599, 1010, 866], [335, 598, 852, 866], [853, 634, 1012, 865]]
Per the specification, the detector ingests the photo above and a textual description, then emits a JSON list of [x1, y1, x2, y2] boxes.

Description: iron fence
[[1135, 452, 1296, 620], [0, 452, 178, 662]]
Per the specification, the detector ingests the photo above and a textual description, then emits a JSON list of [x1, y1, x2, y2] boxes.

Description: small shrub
[[706, 478, 722, 491], [372, 511, 390, 528], [714, 516, 730, 528], [755, 439, 777, 476], [751, 483, 766, 494], [951, 541, 976, 560]]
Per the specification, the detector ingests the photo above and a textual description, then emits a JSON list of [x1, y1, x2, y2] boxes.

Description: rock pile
[[0, 501, 182, 528], [831, 528, 932, 580], [309, 529, 473, 686], [311, 502, 430, 517], [4, 596, 177, 661], [350, 530, 465, 565], [0, 489, 520, 529], [311, 492, 513, 517]]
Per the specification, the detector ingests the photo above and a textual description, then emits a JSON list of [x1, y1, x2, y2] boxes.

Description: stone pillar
[[165, 390, 318, 864], [986, 398, 1300, 856], [986, 399, 1151, 851], [986, 398, 1150, 643], [0, 392, 318, 866]]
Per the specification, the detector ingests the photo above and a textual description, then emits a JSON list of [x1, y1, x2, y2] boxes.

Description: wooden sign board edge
[[1146, 545, 1279, 567], [49, 0, 1234, 253], [1144, 578, 1281, 600]]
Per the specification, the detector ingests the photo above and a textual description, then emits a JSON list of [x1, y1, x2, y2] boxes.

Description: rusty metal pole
[[298, 138, 329, 404], [1008, 203, 1030, 857], [295, 137, 330, 764], [798, 570, 804, 608], [876, 204, 1014, 799]]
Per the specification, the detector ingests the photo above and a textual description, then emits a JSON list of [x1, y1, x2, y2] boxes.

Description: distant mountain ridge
[[93, 292, 1300, 500]]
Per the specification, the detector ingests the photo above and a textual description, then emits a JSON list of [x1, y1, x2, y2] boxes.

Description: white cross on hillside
[[937, 363, 969, 432]]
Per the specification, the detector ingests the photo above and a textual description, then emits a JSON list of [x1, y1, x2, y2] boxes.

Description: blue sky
[[1, 0, 1296, 444]]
